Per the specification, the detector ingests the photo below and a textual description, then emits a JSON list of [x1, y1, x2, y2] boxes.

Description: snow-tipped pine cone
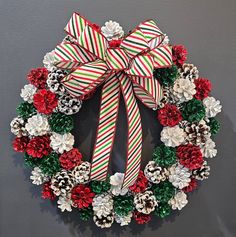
[[72, 161, 91, 184], [134, 190, 158, 214], [144, 161, 169, 184], [47, 68, 66, 95], [179, 63, 199, 81], [51, 169, 75, 196]]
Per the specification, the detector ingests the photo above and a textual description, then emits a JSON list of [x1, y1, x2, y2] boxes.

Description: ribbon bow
[[54, 12, 172, 188]]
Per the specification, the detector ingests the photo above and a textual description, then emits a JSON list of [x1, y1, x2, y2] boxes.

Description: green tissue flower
[[181, 98, 205, 123], [114, 195, 134, 217], [90, 180, 111, 194], [207, 117, 220, 135], [48, 113, 73, 134], [153, 181, 176, 203], [153, 144, 176, 167], [17, 102, 36, 119], [154, 65, 178, 87]]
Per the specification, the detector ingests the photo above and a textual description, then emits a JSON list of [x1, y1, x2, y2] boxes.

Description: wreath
[[11, 12, 222, 228]]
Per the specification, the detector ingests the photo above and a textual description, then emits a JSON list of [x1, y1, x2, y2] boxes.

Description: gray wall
[[0, 0, 236, 236]]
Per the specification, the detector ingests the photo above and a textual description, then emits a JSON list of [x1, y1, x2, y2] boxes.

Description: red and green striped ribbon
[[58, 12, 173, 187]]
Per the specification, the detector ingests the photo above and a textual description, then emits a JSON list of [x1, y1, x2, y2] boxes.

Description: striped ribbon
[[55, 12, 173, 187]]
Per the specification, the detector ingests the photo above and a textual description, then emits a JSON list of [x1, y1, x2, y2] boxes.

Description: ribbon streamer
[[54, 12, 172, 187]]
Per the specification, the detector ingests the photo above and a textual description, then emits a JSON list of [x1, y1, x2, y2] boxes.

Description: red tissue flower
[[33, 89, 58, 114], [109, 39, 122, 48], [177, 144, 203, 170], [42, 182, 56, 200], [194, 78, 212, 100], [172, 45, 187, 67], [133, 211, 151, 224], [12, 136, 29, 152], [182, 178, 198, 193], [26, 135, 51, 158], [129, 171, 148, 193], [27, 68, 48, 89], [158, 104, 182, 127], [59, 148, 82, 170], [71, 184, 95, 209]]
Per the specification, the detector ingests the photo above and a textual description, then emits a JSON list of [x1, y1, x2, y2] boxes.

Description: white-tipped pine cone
[[58, 94, 82, 115], [43, 50, 56, 71], [168, 191, 188, 210], [144, 161, 169, 184], [134, 190, 158, 214], [168, 164, 191, 189], [92, 193, 113, 218], [185, 120, 210, 146], [192, 161, 210, 180], [51, 170, 75, 196], [10, 116, 28, 137], [47, 68, 66, 95], [93, 213, 114, 228], [72, 161, 91, 184], [179, 63, 199, 81]]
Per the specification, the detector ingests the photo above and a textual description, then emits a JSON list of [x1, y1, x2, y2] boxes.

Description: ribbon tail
[[90, 74, 120, 181], [118, 73, 142, 188]]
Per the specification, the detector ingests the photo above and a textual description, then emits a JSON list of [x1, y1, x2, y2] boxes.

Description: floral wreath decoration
[[11, 12, 222, 228]]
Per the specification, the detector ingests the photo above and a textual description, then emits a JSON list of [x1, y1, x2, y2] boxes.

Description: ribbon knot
[[54, 12, 173, 188]]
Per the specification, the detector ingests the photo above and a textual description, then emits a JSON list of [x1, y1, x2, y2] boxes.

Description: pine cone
[[48, 113, 73, 134], [92, 193, 113, 218], [158, 88, 171, 109], [72, 162, 91, 184], [47, 68, 66, 95], [58, 94, 82, 115], [144, 161, 169, 184], [134, 191, 158, 214], [168, 164, 191, 189], [51, 169, 75, 196], [93, 213, 114, 228], [10, 117, 28, 137], [192, 161, 210, 180], [179, 63, 199, 81], [185, 120, 210, 146]]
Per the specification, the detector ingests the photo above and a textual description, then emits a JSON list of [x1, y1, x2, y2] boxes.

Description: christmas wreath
[[11, 12, 222, 228]]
